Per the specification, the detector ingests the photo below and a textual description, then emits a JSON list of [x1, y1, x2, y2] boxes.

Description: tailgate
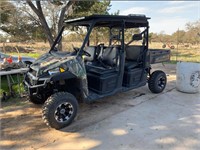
[[150, 49, 171, 64]]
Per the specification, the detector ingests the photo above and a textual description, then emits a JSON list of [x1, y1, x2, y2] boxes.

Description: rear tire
[[42, 92, 78, 129], [148, 70, 167, 93]]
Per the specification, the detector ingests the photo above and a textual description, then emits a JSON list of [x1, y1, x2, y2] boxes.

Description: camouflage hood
[[30, 52, 72, 75], [30, 52, 87, 78]]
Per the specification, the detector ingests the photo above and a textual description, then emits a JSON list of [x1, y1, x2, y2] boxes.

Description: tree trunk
[[57, 1, 74, 50], [26, 0, 75, 50], [26, 0, 54, 47]]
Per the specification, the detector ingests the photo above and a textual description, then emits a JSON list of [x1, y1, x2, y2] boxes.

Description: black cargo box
[[123, 68, 147, 87], [87, 72, 118, 94]]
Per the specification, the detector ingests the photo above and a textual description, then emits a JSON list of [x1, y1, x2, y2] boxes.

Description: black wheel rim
[[157, 76, 166, 89], [54, 102, 74, 123]]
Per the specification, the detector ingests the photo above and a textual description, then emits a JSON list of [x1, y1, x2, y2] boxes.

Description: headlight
[[48, 67, 66, 75], [48, 68, 60, 75]]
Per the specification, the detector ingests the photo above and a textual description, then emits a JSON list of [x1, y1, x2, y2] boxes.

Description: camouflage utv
[[24, 14, 170, 129]]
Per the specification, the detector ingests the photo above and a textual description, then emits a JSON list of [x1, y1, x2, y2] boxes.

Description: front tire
[[42, 92, 78, 129], [148, 70, 167, 93]]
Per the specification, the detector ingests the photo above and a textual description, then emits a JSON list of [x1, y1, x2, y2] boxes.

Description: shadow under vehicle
[[24, 14, 170, 129]]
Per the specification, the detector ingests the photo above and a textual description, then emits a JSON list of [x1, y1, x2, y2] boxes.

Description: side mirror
[[132, 34, 142, 41]]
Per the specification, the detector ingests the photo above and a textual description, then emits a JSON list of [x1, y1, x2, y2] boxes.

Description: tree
[[185, 20, 200, 44], [72, 0, 111, 17], [0, 0, 16, 24], [0, 0, 16, 35], [171, 30, 186, 44], [25, 0, 111, 50], [0, 0, 39, 41], [124, 28, 140, 42], [26, 0, 74, 47]]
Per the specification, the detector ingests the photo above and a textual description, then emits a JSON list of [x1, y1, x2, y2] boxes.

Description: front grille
[[25, 68, 38, 86], [29, 68, 37, 76], [25, 73, 45, 86], [29, 77, 37, 86], [25, 74, 36, 86]]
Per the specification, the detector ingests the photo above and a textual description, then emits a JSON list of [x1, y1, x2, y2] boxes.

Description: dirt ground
[[0, 64, 177, 150]]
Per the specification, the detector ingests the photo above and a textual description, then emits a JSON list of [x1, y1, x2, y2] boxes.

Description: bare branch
[[26, 0, 54, 46], [58, 1, 74, 32], [26, 0, 40, 16], [36, 1, 43, 13], [24, 9, 41, 26]]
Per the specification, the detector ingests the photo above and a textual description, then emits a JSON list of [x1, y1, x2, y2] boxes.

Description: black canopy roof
[[64, 14, 150, 28]]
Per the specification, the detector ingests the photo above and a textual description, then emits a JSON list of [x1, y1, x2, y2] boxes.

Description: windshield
[[51, 21, 146, 56], [52, 26, 87, 53]]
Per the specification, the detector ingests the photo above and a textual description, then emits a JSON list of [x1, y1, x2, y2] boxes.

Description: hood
[[30, 52, 74, 75]]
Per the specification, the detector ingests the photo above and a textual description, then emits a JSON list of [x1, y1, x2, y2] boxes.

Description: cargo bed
[[150, 49, 171, 64]]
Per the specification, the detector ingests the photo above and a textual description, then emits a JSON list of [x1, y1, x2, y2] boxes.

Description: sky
[[109, 1, 200, 35]]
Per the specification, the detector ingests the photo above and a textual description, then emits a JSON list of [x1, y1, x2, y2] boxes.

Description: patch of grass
[[0, 76, 9, 95], [1, 75, 26, 108], [0, 75, 24, 97], [1, 75, 27, 108], [2, 97, 28, 110], [164, 61, 177, 64], [7, 52, 41, 59], [170, 48, 200, 63], [149, 42, 200, 63]]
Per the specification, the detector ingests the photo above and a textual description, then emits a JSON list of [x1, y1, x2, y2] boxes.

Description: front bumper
[[24, 72, 49, 96]]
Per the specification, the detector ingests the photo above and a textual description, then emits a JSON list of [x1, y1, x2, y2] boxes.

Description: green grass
[[7, 52, 41, 59], [0, 75, 24, 97], [1, 97, 28, 110], [1, 75, 27, 108], [1, 76, 9, 94], [164, 61, 177, 64]]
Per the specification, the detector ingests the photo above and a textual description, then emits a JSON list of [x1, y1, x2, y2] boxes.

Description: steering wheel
[[82, 50, 91, 57], [72, 44, 91, 57], [72, 44, 79, 53]]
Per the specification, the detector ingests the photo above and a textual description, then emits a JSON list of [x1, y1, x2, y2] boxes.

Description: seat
[[86, 46, 120, 94], [86, 46, 119, 76], [84, 46, 97, 62], [123, 45, 144, 87], [125, 45, 143, 71]]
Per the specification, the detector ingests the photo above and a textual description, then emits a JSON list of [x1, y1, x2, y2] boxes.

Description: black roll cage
[[50, 15, 150, 59]]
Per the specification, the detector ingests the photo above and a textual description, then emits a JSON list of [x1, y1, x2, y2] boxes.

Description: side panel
[[50, 72, 76, 82], [123, 68, 147, 87], [87, 72, 118, 94], [67, 57, 89, 99], [150, 49, 171, 64]]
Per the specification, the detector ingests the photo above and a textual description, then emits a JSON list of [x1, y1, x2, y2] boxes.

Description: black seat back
[[125, 45, 143, 61], [84, 46, 97, 62], [101, 46, 119, 66]]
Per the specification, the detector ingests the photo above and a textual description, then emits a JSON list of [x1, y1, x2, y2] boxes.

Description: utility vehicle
[[24, 14, 170, 129]]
